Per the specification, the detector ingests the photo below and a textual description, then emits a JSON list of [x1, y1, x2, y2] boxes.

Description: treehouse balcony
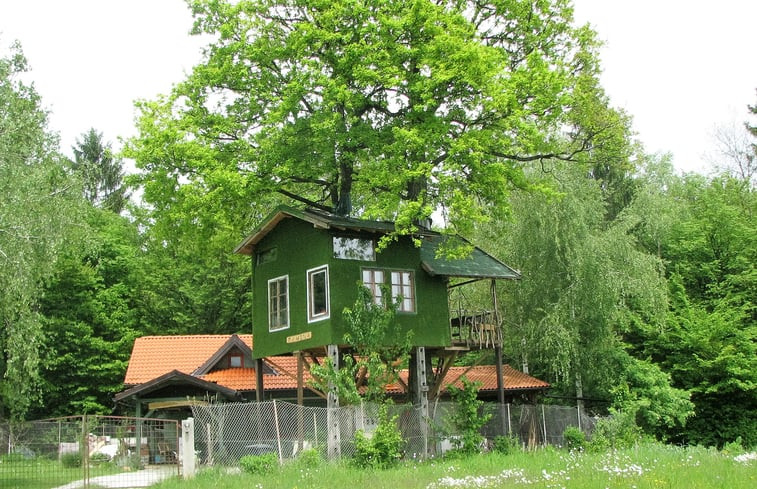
[[450, 310, 503, 349]]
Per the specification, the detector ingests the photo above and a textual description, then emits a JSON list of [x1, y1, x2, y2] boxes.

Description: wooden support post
[[296, 351, 304, 406], [495, 345, 505, 405], [255, 358, 265, 402]]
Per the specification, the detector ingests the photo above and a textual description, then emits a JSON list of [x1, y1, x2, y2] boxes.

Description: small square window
[[229, 355, 243, 368], [256, 247, 277, 265]]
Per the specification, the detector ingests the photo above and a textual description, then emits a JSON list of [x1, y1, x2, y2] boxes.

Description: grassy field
[[151, 443, 756, 489]]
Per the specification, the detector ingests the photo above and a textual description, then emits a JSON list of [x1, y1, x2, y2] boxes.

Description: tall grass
[[153, 443, 756, 489]]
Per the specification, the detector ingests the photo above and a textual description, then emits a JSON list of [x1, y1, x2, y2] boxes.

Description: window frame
[[361, 268, 416, 313], [267, 274, 290, 331], [229, 354, 243, 368], [333, 236, 376, 261], [391, 270, 416, 313], [361, 268, 385, 306], [307, 265, 330, 323]]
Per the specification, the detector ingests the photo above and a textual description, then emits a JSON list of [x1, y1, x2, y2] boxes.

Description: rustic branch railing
[[450, 310, 502, 348]]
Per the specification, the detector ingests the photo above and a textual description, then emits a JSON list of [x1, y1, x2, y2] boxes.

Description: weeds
[[150, 442, 757, 489]]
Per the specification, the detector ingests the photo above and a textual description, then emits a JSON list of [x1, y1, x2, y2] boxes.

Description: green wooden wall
[[251, 218, 451, 358]]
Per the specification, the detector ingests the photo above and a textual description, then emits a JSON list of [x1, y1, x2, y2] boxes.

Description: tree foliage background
[[1, 1, 754, 448], [0, 44, 90, 419]]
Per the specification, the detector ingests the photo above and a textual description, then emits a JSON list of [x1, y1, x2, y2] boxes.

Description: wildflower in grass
[[734, 452, 756, 464], [426, 468, 529, 488]]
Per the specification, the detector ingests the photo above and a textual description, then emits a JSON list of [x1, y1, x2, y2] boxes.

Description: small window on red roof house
[[229, 354, 243, 368]]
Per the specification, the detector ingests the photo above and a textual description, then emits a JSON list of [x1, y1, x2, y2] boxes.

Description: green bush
[[563, 426, 586, 451], [721, 437, 744, 455], [61, 451, 82, 468], [491, 435, 521, 455], [1, 453, 29, 463], [447, 377, 491, 455], [239, 452, 279, 475], [353, 403, 404, 469], [89, 452, 112, 465], [588, 410, 642, 452], [294, 447, 322, 468]]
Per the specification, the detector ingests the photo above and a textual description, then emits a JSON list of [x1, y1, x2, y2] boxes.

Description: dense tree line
[[1, 1, 754, 448]]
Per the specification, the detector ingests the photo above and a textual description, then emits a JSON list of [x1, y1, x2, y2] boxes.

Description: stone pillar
[[181, 418, 195, 478]]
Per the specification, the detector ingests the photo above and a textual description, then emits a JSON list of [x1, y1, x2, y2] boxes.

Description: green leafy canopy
[[126, 0, 607, 240]]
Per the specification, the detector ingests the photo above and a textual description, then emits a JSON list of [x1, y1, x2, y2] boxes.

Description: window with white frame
[[307, 265, 330, 322], [268, 275, 289, 331], [391, 270, 415, 312], [361, 268, 415, 312]]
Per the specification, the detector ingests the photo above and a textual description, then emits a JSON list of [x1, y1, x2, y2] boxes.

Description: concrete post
[[326, 344, 341, 459], [415, 346, 429, 457], [181, 418, 196, 478]]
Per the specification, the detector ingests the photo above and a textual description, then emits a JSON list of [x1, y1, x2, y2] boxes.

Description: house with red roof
[[115, 334, 549, 418]]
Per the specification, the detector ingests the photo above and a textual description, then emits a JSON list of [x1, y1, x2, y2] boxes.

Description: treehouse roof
[[235, 206, 520, 281]]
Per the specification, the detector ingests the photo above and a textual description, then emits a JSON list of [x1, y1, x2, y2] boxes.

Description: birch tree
[[0, 43, 89, 419]]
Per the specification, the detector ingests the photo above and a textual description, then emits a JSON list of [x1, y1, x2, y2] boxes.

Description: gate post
[[182, 418, 196, 478]]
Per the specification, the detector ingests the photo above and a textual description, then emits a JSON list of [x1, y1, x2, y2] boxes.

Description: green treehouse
[[235, 206, 520, 412]]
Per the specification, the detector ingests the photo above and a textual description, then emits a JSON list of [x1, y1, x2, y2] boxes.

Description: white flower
[[734, 452, 757, 463]]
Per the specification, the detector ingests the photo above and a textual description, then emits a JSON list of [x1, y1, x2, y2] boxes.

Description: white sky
[[1, 0, 756, 174]]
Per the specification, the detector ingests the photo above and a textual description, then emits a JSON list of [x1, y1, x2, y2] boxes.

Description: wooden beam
[[255, 358, 264, 402], [148, 399, 209, 410]]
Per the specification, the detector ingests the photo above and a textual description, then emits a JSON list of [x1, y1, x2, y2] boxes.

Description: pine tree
[[71, 128, 130, 213]]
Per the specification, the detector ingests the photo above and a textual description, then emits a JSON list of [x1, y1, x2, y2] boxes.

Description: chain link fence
[[0, 415, 179, 489], [191, 400, 595, 466]]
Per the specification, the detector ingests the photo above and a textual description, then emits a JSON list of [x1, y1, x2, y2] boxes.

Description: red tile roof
[[387, 365, 549, 394], [124, 335, 548, 395], [124, 335, 253, 385]]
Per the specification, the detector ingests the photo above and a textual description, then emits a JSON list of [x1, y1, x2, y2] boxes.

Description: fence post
[[507, 403, 512, 436], [82, 415, 89, 484], [326, 344, 341, 460], [182, 418, 196, 478], [541, 405, 548, 446], [273, 400, 283, 464], [415, 346, 429, 458], [206, 423, 213, 465]]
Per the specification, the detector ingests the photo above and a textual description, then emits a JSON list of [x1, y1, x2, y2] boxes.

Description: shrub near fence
[[0, 415, 180, 489], [190, 400, 595, 466]]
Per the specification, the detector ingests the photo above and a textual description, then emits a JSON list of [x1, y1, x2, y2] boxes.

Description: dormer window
[[229, 354, 243, 368]]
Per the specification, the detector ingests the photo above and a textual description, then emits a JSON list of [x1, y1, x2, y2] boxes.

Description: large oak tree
[[126, 0, 611, 240]]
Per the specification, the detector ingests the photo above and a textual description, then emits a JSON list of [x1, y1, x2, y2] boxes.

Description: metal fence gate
[[0, 415, 180, 489]]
